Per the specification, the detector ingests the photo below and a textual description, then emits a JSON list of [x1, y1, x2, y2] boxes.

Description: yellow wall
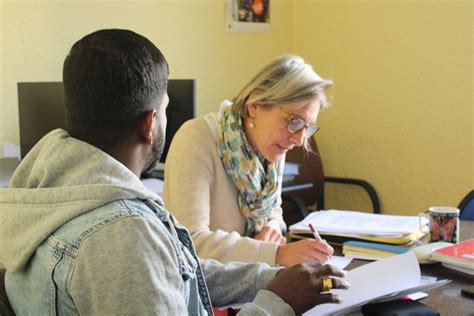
[[294, 0, 473, 214], [1, 0, 472, 214], [0, 0, 293, 143]]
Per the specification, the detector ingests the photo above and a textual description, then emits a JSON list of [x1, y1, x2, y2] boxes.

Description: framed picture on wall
[[225, 0, 271, 33]]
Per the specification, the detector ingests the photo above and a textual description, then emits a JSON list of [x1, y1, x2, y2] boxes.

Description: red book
[[431, 239, 474, 270]]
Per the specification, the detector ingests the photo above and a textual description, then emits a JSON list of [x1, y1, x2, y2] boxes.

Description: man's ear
[[139, 109, 156, 145]]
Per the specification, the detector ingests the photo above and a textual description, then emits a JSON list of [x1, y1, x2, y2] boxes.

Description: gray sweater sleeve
[[238, 290, 296, 316], [200, 259, 294, 316], [70, 216, 188, 315]]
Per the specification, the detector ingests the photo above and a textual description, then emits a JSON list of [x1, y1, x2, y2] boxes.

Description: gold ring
[[322, 278, 333, 292]]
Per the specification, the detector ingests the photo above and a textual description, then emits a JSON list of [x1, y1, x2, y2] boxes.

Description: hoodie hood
[[0, 129, 160, 272]]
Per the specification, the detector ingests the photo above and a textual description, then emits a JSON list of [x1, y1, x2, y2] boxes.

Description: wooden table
[[345, 220, 474, 315]]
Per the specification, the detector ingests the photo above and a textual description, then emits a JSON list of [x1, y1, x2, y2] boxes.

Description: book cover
[[343, 241, 410, 260], [343, 252, 394, 261], [431, 239, 474, 270], [344, 241, 410, 254]]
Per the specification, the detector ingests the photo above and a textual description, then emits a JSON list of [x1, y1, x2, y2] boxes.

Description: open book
[[304, 252, 449, 315], [289, 210, 428, 245]]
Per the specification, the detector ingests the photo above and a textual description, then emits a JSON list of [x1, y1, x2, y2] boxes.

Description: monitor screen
[[17, 80, 195, 163]]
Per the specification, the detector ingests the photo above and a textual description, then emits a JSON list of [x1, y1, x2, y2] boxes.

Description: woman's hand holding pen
[[275, 239, 334, 267], [256, 224, 334, 267]]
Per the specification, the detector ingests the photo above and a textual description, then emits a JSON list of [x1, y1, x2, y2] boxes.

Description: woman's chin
[[263, 151, 285, 162]]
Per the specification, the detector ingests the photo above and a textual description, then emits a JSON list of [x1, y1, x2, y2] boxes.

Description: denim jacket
[[6, 198, 212, 315]]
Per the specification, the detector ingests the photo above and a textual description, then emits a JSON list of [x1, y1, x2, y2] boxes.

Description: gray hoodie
[[0, 129, 160, 272], [0, 129, 294, 315]]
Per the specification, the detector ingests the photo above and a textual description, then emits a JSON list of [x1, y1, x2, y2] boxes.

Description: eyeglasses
[[280, 108, 319, 138]]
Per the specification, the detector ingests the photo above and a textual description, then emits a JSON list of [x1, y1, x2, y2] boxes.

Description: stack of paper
[[289, 210, 428, 245], [304, 252, 449, 316], [431, 239, 474, 275]]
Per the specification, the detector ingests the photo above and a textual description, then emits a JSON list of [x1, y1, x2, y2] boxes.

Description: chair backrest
[[281, 137, 381, 225], [458, 190, 474, 221], [284, 137, 325, 209]]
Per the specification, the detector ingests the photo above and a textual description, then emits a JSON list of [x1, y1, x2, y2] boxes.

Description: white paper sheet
[[290, 210, 428, 236], [327, 255, 352, 270], [304, 252, 445, 315]]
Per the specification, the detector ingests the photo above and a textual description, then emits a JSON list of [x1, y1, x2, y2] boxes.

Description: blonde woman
[[163, 55, 333, 267]]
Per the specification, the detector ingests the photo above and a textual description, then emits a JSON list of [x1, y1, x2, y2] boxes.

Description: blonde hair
[[232, 54, 333, 116]]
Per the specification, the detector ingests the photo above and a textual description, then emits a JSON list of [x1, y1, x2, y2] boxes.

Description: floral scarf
[[215, 107, 283, 237]]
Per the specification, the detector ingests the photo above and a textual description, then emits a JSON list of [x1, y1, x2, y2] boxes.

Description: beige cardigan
[[163, 117, 286, 265]]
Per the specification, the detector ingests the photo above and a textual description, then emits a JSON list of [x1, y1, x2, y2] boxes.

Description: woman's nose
[[289, 129, 305, 147]]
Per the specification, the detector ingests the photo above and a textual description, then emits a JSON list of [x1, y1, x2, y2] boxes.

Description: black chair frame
[[282, 176, 380, 220]]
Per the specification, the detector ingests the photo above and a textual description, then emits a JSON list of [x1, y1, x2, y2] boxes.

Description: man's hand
[[255, 226, 286, 245], [265, 262, 350, 315]]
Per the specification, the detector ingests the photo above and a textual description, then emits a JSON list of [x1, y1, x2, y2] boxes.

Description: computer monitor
[[162, 80, 195, 163], [17, 80, 195, 163]]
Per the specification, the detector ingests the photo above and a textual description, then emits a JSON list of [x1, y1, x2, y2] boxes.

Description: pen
[[308, 223, 323, 241], [309, 223, 332, 258]]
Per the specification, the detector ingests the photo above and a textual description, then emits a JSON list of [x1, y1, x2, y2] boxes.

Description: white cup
[[419, 206, 460, 243]]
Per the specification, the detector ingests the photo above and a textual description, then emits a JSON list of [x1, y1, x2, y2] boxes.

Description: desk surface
[[345, 220, 474, 315]]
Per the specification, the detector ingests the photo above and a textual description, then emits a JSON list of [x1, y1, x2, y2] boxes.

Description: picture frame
[[225, 0, 271, 33]]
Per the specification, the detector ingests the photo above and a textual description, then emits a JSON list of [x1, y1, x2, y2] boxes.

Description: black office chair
[[281, 138, 380, 226], [458, 190, 474, 221]]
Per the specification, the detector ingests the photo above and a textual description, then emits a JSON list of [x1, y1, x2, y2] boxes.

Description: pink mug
[[419, 206, 460, 243]]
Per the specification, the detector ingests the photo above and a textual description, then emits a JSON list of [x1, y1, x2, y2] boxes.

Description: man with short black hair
[[0, 29, 348, 315]]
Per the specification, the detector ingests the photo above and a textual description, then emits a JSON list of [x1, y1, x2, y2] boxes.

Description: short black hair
[[63, 29, 169, 149]]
